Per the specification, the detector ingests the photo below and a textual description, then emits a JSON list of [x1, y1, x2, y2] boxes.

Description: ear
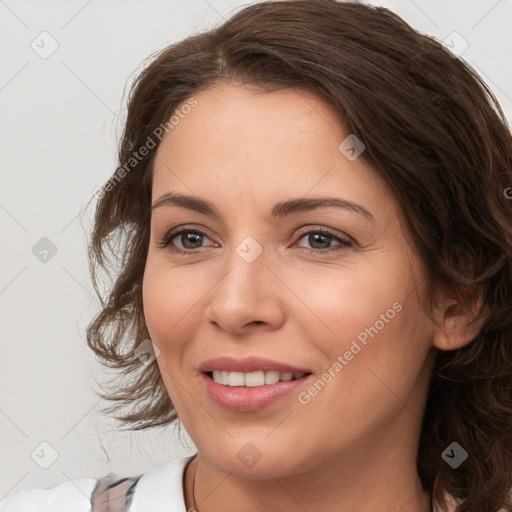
[[432, 285, 489, 351]]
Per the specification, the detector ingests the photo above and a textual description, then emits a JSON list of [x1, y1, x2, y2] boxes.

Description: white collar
[[130, 455, 195, 512]]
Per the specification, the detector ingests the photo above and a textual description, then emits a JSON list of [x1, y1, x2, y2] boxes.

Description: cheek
[[312, 282, 432, 408], [142, 256, 205, 352], [142, 257, 205, 412], [284, 263, 401, 349], [289, 257, 432, 388]]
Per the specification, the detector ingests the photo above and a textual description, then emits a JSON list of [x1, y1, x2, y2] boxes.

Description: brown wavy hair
[[86, 1, 512, 510]]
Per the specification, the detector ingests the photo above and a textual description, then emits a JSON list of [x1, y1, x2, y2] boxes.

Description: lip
[[198, 356, 312, 374], [200, 372, 313, 412]]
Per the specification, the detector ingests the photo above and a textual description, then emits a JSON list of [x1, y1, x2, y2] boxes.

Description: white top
[[0, 455, 195, 512]]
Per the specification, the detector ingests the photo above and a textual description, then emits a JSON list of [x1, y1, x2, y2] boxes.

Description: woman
[[2, 1, 511, 511]]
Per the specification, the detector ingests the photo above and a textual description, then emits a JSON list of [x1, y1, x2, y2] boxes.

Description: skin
[[142, 83, 484, 512]]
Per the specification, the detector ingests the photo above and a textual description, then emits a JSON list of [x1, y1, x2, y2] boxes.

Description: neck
[[184, 418, 432, 512]]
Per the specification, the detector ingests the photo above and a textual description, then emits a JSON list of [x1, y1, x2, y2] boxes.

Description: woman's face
[[143, 83, 438, 478]]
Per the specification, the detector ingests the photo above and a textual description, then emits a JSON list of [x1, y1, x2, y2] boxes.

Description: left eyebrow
[[271, 197, 374, 222], [151, 192, 375, 222]]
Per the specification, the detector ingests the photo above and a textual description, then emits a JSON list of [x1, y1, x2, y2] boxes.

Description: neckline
[[182, 454, 198, 510], [128, 455, 196, 512]]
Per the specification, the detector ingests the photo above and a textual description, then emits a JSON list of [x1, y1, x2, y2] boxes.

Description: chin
[[201, 442, 308, 480]]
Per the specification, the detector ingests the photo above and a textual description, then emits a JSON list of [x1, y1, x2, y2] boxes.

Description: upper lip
[[199, 356, 312, 374]]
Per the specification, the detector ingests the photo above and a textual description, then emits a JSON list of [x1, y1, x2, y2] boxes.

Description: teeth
[[211, 370, 306, 386], [245, 371, 265, 387], [265, 371, 280, 385], [228, 372, 245, 386]]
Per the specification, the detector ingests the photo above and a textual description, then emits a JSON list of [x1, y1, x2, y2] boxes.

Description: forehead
[[151, 83, 395, 221], [155, 83, 345, 169]]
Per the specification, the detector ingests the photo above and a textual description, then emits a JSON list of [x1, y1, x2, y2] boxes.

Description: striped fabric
[[90, 473, 142, 512]]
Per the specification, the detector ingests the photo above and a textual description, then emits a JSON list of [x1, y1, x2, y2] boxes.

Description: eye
[[156, 227, 216, 254], [156, 226, 353, 255], [294, 227, 353, 254]]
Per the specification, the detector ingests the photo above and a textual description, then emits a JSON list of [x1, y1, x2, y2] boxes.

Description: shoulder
[[0, 455, 195, 512], [0, 476, 97, 512]]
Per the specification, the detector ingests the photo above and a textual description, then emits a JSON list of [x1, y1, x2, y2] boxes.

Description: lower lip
[[200, 372, 312, 412]]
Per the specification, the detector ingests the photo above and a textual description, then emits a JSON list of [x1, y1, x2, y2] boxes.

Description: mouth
[[200, 370, 314, 412], [203, 370, 313, 387], [198, 356, 314, 411]]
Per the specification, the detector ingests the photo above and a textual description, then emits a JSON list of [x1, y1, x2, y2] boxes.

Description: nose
[[204, 241, 286, 336]]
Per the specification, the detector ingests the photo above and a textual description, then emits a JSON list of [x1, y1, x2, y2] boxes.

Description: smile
[[201, 371, 312, 412], [208, 370, 308, 387]]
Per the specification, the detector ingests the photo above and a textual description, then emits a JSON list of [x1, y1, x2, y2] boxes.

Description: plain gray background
[[1, 0, 511, 498]]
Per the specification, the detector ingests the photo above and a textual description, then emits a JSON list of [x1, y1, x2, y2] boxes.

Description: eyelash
[[156, 226, 353, 256]]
